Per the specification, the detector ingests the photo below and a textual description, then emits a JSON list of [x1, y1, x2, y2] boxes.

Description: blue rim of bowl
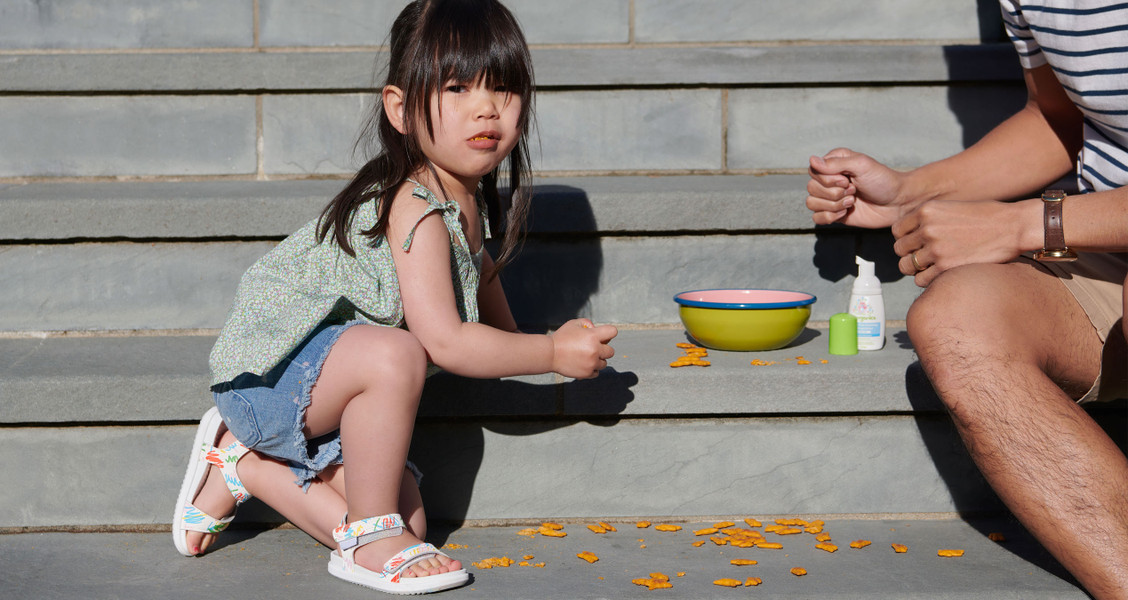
[[673, 288, 817, 309]]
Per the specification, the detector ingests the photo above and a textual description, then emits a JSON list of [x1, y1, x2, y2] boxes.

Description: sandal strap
[[383, 543, 445, 576], [201, 440, 251, 505], [333, 513, 406, 554], [180, 503, 235, 534]]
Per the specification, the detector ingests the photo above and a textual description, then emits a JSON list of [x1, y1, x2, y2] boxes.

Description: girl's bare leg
[[184, 432, 430, 554], [305, 324, 459, 578]]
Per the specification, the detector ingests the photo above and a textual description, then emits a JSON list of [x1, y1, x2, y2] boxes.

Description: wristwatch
[[1033, 189, 1078, 262]]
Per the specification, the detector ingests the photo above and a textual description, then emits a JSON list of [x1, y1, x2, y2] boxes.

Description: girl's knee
[[348, 325, 428, 384]]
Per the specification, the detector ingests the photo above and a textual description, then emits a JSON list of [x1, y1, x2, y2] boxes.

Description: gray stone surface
[[534, 90, 723, 172], [407, 416, 995, 520], [262, 94, 372, 175], [0, 520, 1084, 599], [0, 232, 919, 330], [0, 0, 253, 49], [0, 241, 270, 331], [634, 0, 1002, 44], [501, 234, 922, 325], [258, 0, 403, 47], [262, 87, 728, 175], [0, 180, 333, 240], [728, 85, 1027, 171], [0, 96, 257, 178], [504, 0, 631, 45], [0, 328, 1045, 526], [0, 329, 925, 424], [0, 175, 857, 240], [0, 412, 996, 527], [0, 45, 1022, 93], [259, 0, 631, 46]]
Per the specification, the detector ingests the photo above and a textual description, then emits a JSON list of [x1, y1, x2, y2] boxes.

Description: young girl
[[171, 0, 617, 594]]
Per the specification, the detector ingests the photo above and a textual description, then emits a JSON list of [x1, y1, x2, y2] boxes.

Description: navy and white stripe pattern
[[1000, 0, 1128, 192]]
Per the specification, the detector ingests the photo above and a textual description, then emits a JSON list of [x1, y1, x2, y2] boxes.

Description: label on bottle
[[856, 320, 881, 338], [849, 295, 884, 349]]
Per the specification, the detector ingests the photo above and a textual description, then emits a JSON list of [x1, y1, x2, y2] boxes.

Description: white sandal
[[172, 407, 252, 556], [328, 513, 469, 594]]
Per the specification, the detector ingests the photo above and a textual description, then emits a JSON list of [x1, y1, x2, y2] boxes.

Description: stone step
[[0, 51, 1025, 180], [1, 45, 1020, 94], [6, 326, 1118, 528], [0, 327, 998, 529], [0, 176, 923, 331], [0, 0, 1004, 52], [2, 517, 1085, 599]]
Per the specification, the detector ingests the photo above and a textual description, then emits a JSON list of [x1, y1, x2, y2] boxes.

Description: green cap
[[829, 313, 858, 355]]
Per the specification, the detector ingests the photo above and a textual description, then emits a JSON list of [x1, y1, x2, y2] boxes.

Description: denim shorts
[[213, 319, 422, 490]]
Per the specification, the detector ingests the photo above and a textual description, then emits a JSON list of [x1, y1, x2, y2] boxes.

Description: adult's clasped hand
[[910, 251, 924, 273]]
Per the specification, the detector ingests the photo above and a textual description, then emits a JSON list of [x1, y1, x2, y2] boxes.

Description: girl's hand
[[807, 148, 907, 229], [550, 319, 618, 380]]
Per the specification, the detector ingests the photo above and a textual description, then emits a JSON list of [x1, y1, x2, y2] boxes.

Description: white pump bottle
[[849, 257, 885, 350]]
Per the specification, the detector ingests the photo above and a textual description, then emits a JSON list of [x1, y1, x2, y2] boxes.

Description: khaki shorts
[[1034, 251, 1127, 403]]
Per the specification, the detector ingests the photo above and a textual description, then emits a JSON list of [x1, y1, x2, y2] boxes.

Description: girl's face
[[388, 76, 523, 193]]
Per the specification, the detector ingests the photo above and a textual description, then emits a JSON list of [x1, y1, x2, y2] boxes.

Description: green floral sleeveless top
[[209, 181, 488, 385]]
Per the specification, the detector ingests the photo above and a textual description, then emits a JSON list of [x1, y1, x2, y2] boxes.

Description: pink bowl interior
[[676, 289, 813, 305]]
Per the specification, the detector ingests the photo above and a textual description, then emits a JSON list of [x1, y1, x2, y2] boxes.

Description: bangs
[[394, 0, 534, 137], [431, 5, 532, 94]]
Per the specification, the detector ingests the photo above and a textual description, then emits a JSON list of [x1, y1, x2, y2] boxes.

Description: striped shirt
[[1000, 0, 1128, 192]]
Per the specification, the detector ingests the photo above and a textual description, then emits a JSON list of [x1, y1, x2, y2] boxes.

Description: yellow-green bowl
[[674, 289, 816, 351]]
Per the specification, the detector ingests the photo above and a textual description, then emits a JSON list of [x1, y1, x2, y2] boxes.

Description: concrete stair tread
[[0, 327, 932, 424], [2, 517, 1083, 599], [0, 44, 1021, 93], [1, 175, 817, 240]]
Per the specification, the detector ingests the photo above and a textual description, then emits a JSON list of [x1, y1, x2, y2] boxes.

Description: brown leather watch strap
[[1044, 195, 1065, 251], [1035, 189, 1077, 262]]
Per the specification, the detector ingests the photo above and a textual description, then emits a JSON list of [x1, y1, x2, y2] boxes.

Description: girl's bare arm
[[388, 190, 614, 379]]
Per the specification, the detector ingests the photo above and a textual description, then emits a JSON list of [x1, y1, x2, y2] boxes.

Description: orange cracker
[[576, 551, 599, 564], [538, 526, 567, 537]]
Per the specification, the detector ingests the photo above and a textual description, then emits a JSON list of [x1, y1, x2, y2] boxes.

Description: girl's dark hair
[[317, 0, 535, 281]]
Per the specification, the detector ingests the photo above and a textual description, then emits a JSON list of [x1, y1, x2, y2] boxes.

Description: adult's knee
[[906, 265, 1021, 403]]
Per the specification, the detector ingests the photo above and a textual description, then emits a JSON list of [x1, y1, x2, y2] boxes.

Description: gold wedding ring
[[910, 251, 923, 272]]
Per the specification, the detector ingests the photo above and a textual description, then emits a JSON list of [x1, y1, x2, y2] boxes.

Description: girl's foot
[[354, 531, 462, 578], [329, 513, 469, 593], [182, 430, 241, 555], [172, 408, 251, 557]]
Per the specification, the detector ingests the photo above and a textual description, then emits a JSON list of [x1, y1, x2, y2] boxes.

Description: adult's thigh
[[907, 261, 1102, 400]]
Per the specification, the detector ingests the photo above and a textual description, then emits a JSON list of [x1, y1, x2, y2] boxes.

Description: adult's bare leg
[[908, 261, 1128, 599]]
